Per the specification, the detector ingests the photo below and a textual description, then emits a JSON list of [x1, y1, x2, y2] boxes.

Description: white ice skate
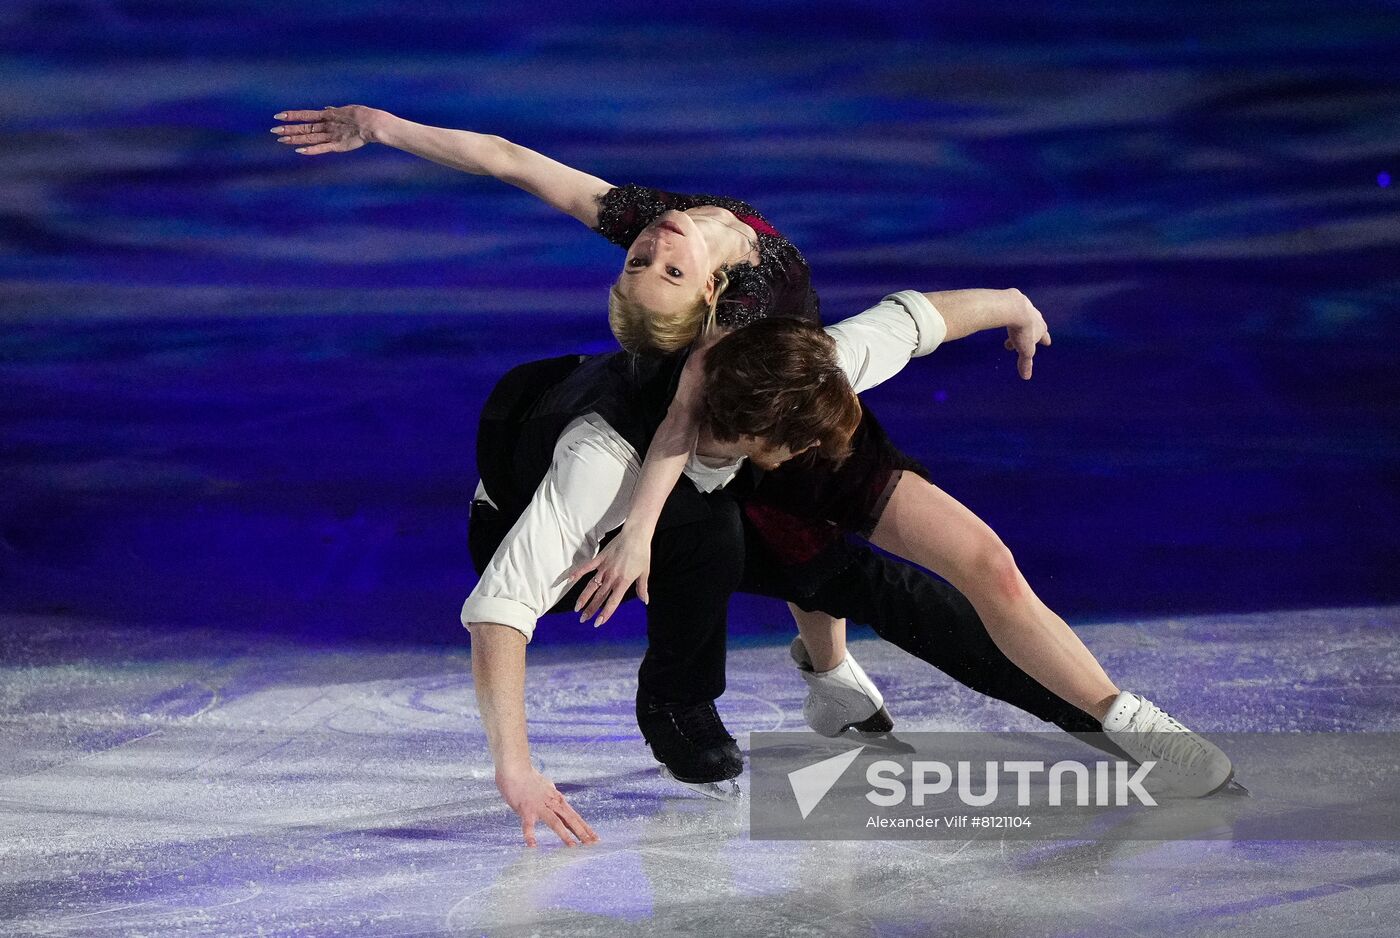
[[1101, 691, 1243, 797], [790, 638, 912, 752]]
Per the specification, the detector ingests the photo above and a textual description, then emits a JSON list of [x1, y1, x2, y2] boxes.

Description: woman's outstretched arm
[[270, 106, 613, 226]]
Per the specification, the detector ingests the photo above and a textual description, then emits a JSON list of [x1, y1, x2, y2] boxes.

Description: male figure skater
[[463, 289, 1235, 846]]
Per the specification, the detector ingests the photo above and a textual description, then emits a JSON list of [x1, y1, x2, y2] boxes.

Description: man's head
[[698, 318, 861, 470]]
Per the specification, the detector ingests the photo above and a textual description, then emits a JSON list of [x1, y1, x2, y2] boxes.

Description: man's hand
[[1000, 289, 1052, 380], [923, 287, 1052, 378], [270, 105, 388, 156], [567, 525, 651, 627], [496, 765, 599, 847]]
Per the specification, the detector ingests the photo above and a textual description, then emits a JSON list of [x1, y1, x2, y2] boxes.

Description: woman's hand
[[269, 105, 389, 156], [567, 525, 652, 627], [496, 764, 599, 847], [999, 288, 1051, 380]]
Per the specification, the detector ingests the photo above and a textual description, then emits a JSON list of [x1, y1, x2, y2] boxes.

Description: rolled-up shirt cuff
[[883, 290, 947, 357], [462, 595, 538, 643]]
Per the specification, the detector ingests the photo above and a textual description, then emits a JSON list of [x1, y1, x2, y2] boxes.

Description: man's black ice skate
[[637, 692, 743, 800]]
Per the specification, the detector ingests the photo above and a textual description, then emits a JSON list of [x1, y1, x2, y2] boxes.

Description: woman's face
[[619, 210, 715, 315]]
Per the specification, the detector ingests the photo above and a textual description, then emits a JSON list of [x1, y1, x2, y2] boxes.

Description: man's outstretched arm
[[462, 416, 638, 845], [467, 621, 598, 847], [826, 287, 1051, 392], [928, 288, 1051, 380]]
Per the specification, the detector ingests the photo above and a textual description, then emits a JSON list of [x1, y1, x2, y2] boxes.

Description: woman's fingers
[[573, 574, 601, 612], [567, 555, 602, 583], [522, 802, 579, 848], [511, 776, 597, 848], [293, 143, 344, 156], [594, 587, 627, 627], [278, 133, 333, 146], [273, 109, 328, 123], [579, 579, 614, 621], [269, 122, 328, 136]]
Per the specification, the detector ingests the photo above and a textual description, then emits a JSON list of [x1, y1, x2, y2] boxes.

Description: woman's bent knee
[[973, 542, 1025, 606]]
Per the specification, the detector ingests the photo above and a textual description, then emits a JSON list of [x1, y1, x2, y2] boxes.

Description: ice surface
[[2, 607, 1398, 936]]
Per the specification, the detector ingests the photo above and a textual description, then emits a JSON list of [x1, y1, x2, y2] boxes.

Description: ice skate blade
[[658, 766, 743, 801], [847, 705, 895, 735], [1215, 777, 1251, 798], [841, 728, 915, 754], [1149, 775, 1251, 799]]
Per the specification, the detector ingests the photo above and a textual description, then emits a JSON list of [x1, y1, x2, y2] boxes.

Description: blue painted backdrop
[[2, 1, 1397, 644]]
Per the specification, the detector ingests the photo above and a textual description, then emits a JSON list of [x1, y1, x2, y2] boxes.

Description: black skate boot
[[636, 691, 743, 800]]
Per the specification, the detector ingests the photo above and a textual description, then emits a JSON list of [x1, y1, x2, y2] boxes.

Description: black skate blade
[[1200, 770, 1251, 798], [1216, 777, 1251, 797], [658, 766, 743, 801], [838, 705, 910, 752], [847, 705, 895, 735], [841, 728, 915, 754]]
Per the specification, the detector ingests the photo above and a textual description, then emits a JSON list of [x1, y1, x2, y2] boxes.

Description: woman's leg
[[741, 522, 1120, 751], [870, 473, 1120, 722], [787, 604, 846, 672]]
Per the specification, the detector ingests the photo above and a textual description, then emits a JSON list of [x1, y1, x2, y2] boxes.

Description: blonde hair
[[609, 270, 729, 354]]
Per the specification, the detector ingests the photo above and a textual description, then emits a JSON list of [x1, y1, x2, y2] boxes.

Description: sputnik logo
[[787, 745, 866, 819]]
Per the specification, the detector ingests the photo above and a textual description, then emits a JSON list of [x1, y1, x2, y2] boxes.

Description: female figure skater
[[269, 105, 1235, 793]]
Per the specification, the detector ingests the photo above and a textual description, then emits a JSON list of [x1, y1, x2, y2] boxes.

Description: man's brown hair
[[699, 318, 862, 462]]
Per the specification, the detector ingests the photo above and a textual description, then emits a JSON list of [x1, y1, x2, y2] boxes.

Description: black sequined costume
[[592, 184, 930, 572]]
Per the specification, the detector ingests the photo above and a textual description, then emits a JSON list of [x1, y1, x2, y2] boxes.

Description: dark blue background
[[2, 1, 1397, 644]]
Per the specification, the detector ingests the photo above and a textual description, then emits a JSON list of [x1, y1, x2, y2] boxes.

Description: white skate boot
[[1101, 691, 1240, 797], [790, 638, 911, 751]]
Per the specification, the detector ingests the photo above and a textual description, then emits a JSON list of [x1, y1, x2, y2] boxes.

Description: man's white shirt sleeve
[[461, 415, 639, 642], [826, 290, 946, 393]]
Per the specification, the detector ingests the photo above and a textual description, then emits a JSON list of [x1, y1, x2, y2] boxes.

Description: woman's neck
[[690, 213, 758, 270]]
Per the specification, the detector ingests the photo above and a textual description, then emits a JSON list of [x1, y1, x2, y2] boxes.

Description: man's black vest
[[475, 351, 686, 522]]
